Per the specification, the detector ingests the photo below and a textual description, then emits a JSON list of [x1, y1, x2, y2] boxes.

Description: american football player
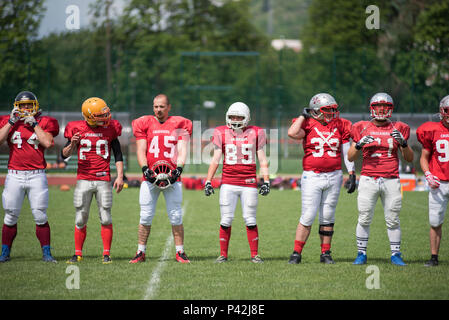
[[204, 102, 269, 264], [62, 97, 124, 264], [348, 92, 414, 266], [129, 94, 192, 264], [416, 95, 449, 267], [0, 91, 59, 263], [287, 93, 355, 265]]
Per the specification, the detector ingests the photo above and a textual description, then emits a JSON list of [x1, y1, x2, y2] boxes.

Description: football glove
[[425, 171, 440, 189], [142, 166, 156, 183], [8, 107, 20, 125], [169, 166, 183, 184], [355, 135, 374, 150], [347, 173, 356, 194], [390, 129, 407, 148], [204, 181, 214, 196], [24, 115, 38, 128], [259, 181, 270, 196], [301, 107, 310, 119]]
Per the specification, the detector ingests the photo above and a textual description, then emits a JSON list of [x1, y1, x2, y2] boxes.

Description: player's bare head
[[153, 94, 171, 122], [14, 91, 40, 118], [439, 95, 449, 126], [308, 93, 339, 125], [226, 102, 250, 130], [370, 92, 393, 121]]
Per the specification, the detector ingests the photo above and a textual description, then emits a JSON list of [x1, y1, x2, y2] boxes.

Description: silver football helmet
[[308, 93, 339, 123], [439, 95, 449, 124], [226, 102, 250, 130], [370, 92, 394, 120]]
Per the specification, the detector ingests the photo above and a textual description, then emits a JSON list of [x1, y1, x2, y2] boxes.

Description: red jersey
[[64, 119, 122, 181], [132, 115, 192, 174], [351, 120, 410, 178], [416, 121, 449, 181], [213, 125, 266, 188], [0, 115, 59, 170], [293, 117, 352, 173]]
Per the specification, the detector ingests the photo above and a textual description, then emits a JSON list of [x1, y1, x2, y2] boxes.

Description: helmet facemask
[[370, 103, 393, 120], [225, 102, 250, 130], [151, 160, 174, 190], [440, 106, 449, 124], [310, 105, 339, 124]]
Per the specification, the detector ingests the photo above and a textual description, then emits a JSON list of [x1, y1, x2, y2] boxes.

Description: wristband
[[355, 143, 362, 150], [31, 121, 38, 128], [8, 119, 15, 126], [401, 141, 408, 148]]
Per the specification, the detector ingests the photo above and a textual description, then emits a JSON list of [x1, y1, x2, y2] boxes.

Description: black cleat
[[102, 255, 112, 264], [288, 251, 302, 264], [424, 258, 438, 267], [320, 250, 335, 264]]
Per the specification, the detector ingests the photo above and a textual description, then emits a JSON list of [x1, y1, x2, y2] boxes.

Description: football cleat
[[66, 255, 83, 264], [0, 245, 11, 263], [320, 250, 335, 264], [251, 255, 264, 264], [42, 245, 57, 263], [424, 257, 438, 267], [391, 252, 406, 266], [288, 251, 302, 264], [129, 251, 145, 263], [102, 255, 112, 264], [353, 252, 367, 265], [176, 251, 190, 263], [214, 255, 228, 263]]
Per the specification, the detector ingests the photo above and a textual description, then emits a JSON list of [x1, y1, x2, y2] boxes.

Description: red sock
[[74, 225, 87, 256], [35, 222, 51, 247], [219, 225, 231, 258], [2, 224, 17, 247], [101, 224, 113, 256], [246, 225, 259, 258], [294, 240, 306, 254], [321, 243, 331, 254]]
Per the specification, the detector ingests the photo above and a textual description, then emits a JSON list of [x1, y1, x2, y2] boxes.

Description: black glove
[[347, 173, 356, 194], [204, 181, 214, 196], [142, 166, 156, 183], [301, 108, 310, 119], [169, 166, 183, 184], [259, 181, 270, 196]]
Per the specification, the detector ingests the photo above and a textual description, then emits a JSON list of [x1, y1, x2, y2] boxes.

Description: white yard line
[[143, 201, 188, 300]]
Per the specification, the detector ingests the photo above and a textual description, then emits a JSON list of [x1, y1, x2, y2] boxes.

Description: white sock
[[387, 227, 401, 256], [356, 223, 370, 255], [138, 244, 146, 253], [175, 245, 184, 253]]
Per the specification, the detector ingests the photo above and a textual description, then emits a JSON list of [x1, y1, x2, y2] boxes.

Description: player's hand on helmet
[[8, 107, 20, 125], [142, 166, 156, 183], [347, 173, 356, 194], [390, 129, 407, 148], [169, 167, 183, 184], [301, 108, 310, 119], [204, 181, 214, 196], [355, 135, 374, 150], [24, 115, 38, 128], [259, 181, 270, 196], [425, 171, 440, 189]]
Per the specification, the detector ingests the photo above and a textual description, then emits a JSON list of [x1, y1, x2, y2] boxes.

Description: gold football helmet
[[81, 97, 111, 127], [14, 91, 40, 118]]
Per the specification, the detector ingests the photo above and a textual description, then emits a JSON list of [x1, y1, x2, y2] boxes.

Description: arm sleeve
[[342, 141, 355, 173], [111, 138, 123, 162]]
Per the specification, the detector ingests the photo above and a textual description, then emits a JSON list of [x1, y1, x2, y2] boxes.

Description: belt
[[8, 169, 45, 174]]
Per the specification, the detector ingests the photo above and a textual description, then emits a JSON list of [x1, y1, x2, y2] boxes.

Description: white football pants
[[219, 184, 258, 227], [73, 180, 113, 227], [428, 181, 449, 227], [357, 175, 402, 229], [299, 170, 343, 226], [2, 170, 49, 226], [139, 181, 183, 226]]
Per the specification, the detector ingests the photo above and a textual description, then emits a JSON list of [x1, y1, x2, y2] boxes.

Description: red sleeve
[[178, 118, 192, 141], [339, 118, 352, 143], [351, 121, 363, 142], [416, 123, 433, 151], [41, 117, 59, 137], [397, 122, 410, 140], [112, 120, 122, 139], [257, 127, 267, 150], [0, 116, 9, 129], [132, 117, 148, 140], [212, 127, 222, 148]]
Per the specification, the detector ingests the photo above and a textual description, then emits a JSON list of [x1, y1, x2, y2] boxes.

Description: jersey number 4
[[149, 136, 176, 158]]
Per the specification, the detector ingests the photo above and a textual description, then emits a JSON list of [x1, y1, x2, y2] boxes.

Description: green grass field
[[0, 186, 448, 300]]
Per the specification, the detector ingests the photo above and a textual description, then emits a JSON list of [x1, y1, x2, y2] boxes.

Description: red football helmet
[[151, 160, 174, 189]]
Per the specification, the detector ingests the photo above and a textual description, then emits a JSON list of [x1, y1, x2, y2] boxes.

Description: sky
[[38, 0, 125, 38]]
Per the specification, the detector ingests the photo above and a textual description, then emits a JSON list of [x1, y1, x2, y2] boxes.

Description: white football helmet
[[308, 93, 339, 123], [151, 160, 174, 190], [370, 92, 394, 120], [439, 95, 449, 124], [226, 102, 250, 130]]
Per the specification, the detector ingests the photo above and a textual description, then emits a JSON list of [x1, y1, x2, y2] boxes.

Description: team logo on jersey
[[245, 178, 256, 184]]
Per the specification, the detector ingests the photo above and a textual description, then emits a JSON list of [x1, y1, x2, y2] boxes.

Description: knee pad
[[98, 207, 112, 226], [4, 210, 20, 226], [243, 215, 257, 227], [31, 208, 48, 225], [139, 206, 155, 226], [319, 223, 334, 236], [168, 208, 183, 226]]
